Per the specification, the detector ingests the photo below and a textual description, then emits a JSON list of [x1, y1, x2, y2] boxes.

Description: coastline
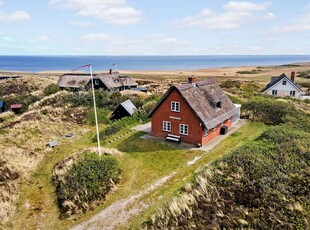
[[1, 62, 309, 86]]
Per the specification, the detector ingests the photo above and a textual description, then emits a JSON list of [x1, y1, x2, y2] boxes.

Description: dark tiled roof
[[261, 73, 302, 92], [148, 79, 238, 130]]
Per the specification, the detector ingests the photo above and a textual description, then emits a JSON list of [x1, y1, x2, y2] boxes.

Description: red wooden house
[[148, 78, 240, 146]]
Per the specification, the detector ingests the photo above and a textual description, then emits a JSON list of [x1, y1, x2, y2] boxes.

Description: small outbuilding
[[10, 104, 22, 114], [110, 99, 137, 120], [0, 101, 5, 113], [46, 140, 58, 148]]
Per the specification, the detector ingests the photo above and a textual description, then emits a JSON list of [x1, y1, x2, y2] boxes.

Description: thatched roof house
[[148, 78, 240, 146], [57, 70, 138, 92]]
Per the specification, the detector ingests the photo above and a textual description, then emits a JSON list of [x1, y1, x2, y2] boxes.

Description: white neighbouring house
[[261, 72, 303, 98]]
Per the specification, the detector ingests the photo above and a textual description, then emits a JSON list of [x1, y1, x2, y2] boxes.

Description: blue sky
[[0, 0, 310, 55]]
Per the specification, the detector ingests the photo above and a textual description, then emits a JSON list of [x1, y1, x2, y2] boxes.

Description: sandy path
[[70, 173, 176, 230]]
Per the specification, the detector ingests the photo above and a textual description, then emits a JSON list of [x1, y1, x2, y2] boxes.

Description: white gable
[[265, 76, 302, 92]]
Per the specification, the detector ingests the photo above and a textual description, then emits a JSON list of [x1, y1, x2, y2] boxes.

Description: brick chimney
[[291, 71, 295, 82], [188, 76, 197, 84], [109, 69, 112, 74]]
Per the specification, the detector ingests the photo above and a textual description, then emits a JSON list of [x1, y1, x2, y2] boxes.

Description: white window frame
[[179, 124, 188, 135], [94, 79, 100, 85], [290, 91, 295, 97], [163, 121, 171, 132], [282, 80, 287, 85], [171, 101, 180, 112], [204, 129, 209, 136], [272, 90, 277, 96]]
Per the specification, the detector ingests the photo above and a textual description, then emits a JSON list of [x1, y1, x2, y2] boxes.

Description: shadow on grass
[[116, 132, 178, 153]]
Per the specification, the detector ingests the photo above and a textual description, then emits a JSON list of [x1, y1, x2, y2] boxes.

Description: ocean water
[[0, 55, 309, 72]]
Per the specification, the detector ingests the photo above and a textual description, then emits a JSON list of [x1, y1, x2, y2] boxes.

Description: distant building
[[0, 101, 5, 113], [261, 72, 303, 98], [110, 99, 137, 120], [10, 104, 22, 113], [148, 78, 240, 146], [57, 69, 138, 92]]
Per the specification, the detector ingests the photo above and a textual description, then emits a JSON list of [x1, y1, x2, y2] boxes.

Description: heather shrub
[[54, 152, 121, 218]]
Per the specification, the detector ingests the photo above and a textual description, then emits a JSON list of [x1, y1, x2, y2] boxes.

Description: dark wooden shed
[[0, 101, 5, 113], [110, 99, 137, 120]]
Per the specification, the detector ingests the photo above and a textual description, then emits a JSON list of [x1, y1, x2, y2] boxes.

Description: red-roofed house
[[148, 78, 240, 146]]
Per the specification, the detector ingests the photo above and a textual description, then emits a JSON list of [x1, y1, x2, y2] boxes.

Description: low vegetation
[[53, 152, 121, 218], [297, 70, 310, 79], [242, 97, 310, 131], [236, 69, 263, 74]]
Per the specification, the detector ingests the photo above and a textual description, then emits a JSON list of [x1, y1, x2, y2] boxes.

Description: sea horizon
[[0, 55, 309, 72]]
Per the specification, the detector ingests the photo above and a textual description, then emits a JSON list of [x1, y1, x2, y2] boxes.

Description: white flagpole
[[89, 65, 101, 156], [70, 64, 101, 156]]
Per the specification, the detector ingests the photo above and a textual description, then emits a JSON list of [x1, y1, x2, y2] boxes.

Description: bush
[[86, 108, 111, 125], [242, 97, 293, 125], [64, 90, 123, 110], [98, 114, 143, 140], [220, 80, 241, 89], [54, 152, 121, 217], [43, 83, 61, 96]]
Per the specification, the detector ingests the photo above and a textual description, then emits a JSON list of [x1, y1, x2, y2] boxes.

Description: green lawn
[[124, 122, 268, 229], [8, 122, 267, 230]]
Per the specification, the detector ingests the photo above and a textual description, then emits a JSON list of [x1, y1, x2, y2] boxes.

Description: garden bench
[[166, 134, 181, 143]]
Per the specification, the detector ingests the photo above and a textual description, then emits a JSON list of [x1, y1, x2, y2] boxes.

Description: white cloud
[[147, 34, 189, 47], [81, 33, 190, 54], [223, 1, 271, 11], [82, 33, 112, 42], [0, 11, 31, 21], [37, 35, 50, 42], [271, 12, 310, 33], [172, 1, 274, 30], [49, 0, 142, 25], [70, 21, 92, 28]]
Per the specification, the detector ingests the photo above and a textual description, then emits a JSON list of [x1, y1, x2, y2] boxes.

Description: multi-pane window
[[171, 101, 180, 112], [282, 80, 287, 85], [179, 124, 188, 135], [272, 90, 277, 96], [290, 91, 296, 97], [163, 121, 171, 132]]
